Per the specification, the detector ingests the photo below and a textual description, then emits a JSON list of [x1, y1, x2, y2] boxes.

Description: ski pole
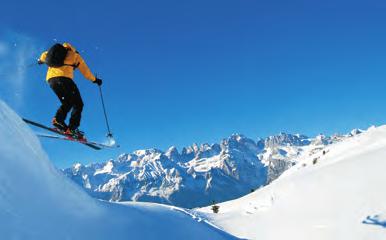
[[98, 85, 113, 138], [0, 62, 38, 77], [25, 62, 40, 68], [11, 62, 39, 73], [16, 62, 39, 70]]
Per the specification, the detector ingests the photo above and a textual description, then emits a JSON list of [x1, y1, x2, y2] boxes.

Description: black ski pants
[[48, 77, 84, 130]]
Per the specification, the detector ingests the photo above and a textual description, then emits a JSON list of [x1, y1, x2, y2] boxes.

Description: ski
[[37, 133, 102, 150], [23, 118, 69, 133], [22, 118, 116, 150]]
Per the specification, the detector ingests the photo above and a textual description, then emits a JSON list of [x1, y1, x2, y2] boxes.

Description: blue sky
[[1, 0, 386, 168]]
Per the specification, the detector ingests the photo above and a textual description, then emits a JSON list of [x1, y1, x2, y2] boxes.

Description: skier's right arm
[[38, 51, 47, 64], [76, 54, 96, 82]]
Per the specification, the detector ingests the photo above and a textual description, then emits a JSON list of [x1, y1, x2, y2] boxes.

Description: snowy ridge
[[0, 100, 238, 240], [64, 129, 359, 208], [199, 125, 386, 240]]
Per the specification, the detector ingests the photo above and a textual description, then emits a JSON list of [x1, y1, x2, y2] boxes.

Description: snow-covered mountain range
[[2, 98, 384, 240], [63, 129, 363, 208]]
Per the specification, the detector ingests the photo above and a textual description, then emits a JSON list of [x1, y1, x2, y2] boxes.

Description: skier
[[38, 42, 102, 140]]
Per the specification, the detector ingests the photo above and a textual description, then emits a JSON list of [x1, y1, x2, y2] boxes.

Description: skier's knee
[[74, 101, 84, 111]]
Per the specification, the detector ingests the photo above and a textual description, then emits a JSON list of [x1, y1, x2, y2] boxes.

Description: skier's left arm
[[76, 54, 96, 82]]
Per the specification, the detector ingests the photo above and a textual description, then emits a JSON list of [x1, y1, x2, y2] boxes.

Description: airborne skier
[[38, 42, 102, 140]]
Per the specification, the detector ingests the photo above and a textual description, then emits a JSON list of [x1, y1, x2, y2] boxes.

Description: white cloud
[[0, 42, 9, 56], [0, 31, 41, 108]]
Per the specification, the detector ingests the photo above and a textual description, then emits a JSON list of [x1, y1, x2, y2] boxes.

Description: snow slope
[[199, 125, 386, 240], [0, 100, 239, 240]]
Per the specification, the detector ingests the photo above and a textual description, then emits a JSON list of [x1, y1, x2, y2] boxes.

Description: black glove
[[37, 59, 44, 65], [94, 78, 103, 86]]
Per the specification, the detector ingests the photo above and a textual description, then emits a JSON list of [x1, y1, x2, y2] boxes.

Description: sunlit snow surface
[[0, 100, 238, 240], [199, 125, 386, 240]]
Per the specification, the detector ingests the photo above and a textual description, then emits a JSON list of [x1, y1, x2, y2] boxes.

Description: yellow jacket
[[39, 43, 96, 82]]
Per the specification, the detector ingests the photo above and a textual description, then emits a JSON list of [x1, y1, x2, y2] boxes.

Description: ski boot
[[52, 118, 68, 133], [65, 128, 86, 141]]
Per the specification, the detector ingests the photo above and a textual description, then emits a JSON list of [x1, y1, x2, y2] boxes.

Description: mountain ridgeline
[[63, 130, 362, 208]]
